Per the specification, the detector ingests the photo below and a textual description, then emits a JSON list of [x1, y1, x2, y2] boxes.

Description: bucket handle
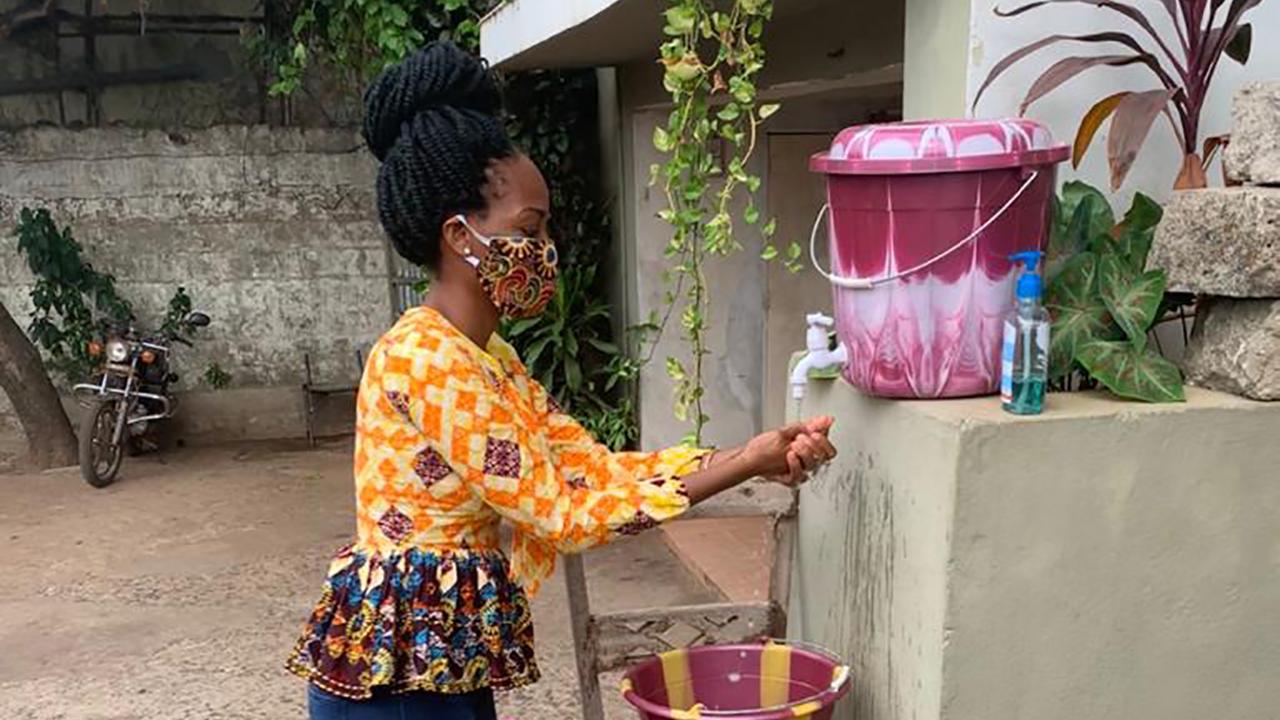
[[809, 170, 1040, 290], [830, 665, 851, 693]]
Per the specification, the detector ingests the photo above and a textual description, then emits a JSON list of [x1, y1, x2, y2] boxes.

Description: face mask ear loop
[[454, 214, 488, 268]]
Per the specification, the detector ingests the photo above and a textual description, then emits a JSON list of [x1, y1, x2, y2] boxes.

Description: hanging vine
[[651, 0, 792, 444]]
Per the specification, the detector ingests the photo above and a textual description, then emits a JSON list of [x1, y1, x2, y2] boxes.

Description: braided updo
[[362, 42, 515, 268]]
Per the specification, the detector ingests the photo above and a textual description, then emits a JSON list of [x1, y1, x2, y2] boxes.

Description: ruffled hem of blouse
[[286, 545, 539, 699]]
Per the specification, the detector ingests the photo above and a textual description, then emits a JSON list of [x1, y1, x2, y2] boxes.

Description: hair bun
[[362, 41, 503, 162]]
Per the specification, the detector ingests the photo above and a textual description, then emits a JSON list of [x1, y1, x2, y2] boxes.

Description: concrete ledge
[[662, 517, 773, 603], [790, 380, 1280, 720]]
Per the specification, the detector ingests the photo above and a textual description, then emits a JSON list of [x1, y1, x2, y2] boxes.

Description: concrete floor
[[0, 441, 717, 720]]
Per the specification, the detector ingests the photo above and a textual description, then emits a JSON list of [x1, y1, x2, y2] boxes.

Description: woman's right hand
[[741, 416, 836, 487]]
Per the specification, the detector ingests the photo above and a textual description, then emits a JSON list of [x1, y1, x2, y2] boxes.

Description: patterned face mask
[[457, 216, 559, 319]]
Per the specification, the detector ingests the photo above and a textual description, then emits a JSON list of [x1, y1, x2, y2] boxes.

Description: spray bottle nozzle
[[1010, 251, 1043, 272], [1010, 251, 1045, 301]]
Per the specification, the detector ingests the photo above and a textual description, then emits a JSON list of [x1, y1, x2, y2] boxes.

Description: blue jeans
[[308, 684, 498, 720]]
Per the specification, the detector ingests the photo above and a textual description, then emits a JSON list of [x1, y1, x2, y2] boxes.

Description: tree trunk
[[0, 299, 76, 468]]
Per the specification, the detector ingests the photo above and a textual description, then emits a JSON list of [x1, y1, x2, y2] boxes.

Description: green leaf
[[1046, 252, 1115, 378], [1120, 191, 1162, 233], [761, 245, 779, 261], [1226, 23, 1252, 65], [565, 356, 583, 392], [1052, 181, 1114, 257], [587, 337, 620, 355], [785, 242, 803, 273], [762, 218, 777, 238], [1114, 192, 1162, 272], [758, 103, 781, 120], [1075, 341, 1185, 403], [653, 126, 673, 153], [507, 317, 542, 336], [665, 5, 698, 34], [1098, 254, 1165, 350], [717, 103, 741, 121], [665, 356, 685, 381], [523, 336, 553, 368]]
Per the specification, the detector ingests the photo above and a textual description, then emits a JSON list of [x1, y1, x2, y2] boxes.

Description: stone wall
[[1151, 81, 1280, 400], [0, 125, 390, 470]]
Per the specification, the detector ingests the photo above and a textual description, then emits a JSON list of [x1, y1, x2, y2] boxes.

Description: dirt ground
[[0, 440, 717, 720]]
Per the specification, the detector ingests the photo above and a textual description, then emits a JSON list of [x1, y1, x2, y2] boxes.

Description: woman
[[287, 42, 837, 720]]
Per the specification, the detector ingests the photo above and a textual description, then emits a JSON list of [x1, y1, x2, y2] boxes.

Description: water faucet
[[790, 313, 847, 400]]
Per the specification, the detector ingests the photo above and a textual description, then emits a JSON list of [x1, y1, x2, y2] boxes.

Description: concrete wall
[[616, 0, 905, 448], [0, 126, 389, 470], [790, 379, 1280, 720], [0, 0, 360, 129], [903, 0, 972, 119]]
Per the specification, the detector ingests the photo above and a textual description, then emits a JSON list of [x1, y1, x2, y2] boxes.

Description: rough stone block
[[1182, 297, 1280, 401], [1223, 82, 1280, 186], [1148, 186, 1280, 297]]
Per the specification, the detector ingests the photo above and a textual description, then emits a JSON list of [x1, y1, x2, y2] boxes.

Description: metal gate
[[387, 248, 427, 318]]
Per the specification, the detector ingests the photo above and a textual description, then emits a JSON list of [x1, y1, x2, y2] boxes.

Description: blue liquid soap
[[1001, 251, 1050, 415]]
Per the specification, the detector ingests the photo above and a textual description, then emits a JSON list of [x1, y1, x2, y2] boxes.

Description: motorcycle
[[73, 311, 211, 487]]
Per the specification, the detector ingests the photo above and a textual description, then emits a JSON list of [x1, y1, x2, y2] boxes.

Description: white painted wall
[[966, 0, 1280, 207]]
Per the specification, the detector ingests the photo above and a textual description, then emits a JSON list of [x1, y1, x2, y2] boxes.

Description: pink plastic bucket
[[621, 642, 850, 720], [809, 119, 1068, 398]]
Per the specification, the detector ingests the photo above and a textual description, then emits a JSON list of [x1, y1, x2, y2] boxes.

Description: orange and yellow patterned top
[[288, 306, 707, 699]]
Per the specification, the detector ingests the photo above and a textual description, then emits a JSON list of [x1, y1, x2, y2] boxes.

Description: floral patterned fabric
[[288, 306, 708, 699]]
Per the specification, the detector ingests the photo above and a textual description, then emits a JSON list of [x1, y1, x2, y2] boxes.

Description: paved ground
[[0, 441, 717, 720]]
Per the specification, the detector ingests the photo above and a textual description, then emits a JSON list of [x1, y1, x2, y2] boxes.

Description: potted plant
[[1046, 182, 1189, 402], [974, 0, 1263, 190]]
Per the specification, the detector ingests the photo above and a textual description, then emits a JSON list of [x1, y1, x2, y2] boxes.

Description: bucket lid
[[810, 118, 1068, 175]]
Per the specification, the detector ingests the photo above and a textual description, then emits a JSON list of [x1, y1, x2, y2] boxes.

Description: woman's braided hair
[[362, 42, 514, 269]]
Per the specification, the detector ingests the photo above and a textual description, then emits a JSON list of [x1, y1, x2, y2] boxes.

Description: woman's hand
[[679, 417, 836, 505], [741, 416, 836, 487]]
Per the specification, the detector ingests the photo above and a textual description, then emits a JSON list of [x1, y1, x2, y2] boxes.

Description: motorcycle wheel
[[79, 399, 126, 488]]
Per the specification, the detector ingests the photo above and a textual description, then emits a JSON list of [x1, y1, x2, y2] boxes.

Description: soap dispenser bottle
[[1001, 251, 1050, 415]]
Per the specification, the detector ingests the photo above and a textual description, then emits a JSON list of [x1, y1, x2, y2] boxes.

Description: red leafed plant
[[973, 0, 1262, 190]]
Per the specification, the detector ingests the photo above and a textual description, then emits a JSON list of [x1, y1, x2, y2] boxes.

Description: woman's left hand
[[739, 416, 836, 487], [772, 416, 836, 487]]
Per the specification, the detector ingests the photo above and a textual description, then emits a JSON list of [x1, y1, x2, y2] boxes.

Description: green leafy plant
[[15, 208, 134, 384], [1045, 182, 1184, 402], [159, 286, 194, 337], [15, 208, 206, 387], [504, 264, 638, 451], [974, 0, 1263, 190], [652, 0, 788, 444], [259, 0, 493, 96], [203, 363, 233, 390]]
